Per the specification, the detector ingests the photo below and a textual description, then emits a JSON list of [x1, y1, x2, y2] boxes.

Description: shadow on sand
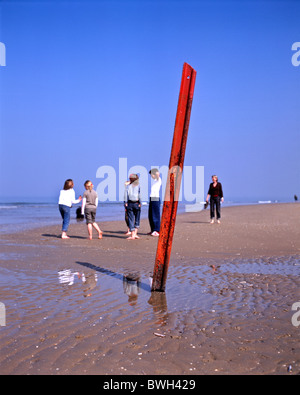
[[76, 261, 152, 293]]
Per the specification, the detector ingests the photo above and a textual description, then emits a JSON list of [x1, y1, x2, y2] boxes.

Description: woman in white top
[[148, 168, 162, 236], [58, 179, 82, 239]]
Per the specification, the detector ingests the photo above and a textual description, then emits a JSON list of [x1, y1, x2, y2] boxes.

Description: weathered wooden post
[[151, 63, 196, 292]]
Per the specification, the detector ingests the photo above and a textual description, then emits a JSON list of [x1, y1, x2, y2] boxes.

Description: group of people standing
[[58, 168, 163, 240], [58, 173, 224, 239]]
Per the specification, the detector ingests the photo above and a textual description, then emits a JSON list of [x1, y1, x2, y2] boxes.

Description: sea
[[0, 202, 142, 235], [0, 198, 291, 235]]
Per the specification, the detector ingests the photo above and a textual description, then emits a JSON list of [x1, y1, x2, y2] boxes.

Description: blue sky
[[0, 0, 299, 203]]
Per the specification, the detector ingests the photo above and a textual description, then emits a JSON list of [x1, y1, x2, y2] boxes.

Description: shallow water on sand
[[1, 255, 299, 329], [0, 255, 299, 374]]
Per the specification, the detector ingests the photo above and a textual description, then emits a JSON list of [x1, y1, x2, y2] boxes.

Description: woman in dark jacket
[[206, 175, 224, 224]]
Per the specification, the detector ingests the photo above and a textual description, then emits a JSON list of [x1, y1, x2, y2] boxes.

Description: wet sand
[[0, 203, 299, 375]]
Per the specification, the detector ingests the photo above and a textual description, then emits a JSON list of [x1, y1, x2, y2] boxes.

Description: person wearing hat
[[148, 168, 162, 236], [124, 174, 141, 240]]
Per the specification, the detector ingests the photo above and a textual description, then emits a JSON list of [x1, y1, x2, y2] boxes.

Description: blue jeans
[[59, 204, 71, 232], [148, 198, 161, 232], [210, 196, 221, 220], [126, 202, 141, 232]]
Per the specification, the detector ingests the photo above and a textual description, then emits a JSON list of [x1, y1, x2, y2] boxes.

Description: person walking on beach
[[148, 168, 162, 236], [124, 174, 141, 240], [58, 179, 82, 239], [81, 180, 103, 240], [206, 175, 224, 224]]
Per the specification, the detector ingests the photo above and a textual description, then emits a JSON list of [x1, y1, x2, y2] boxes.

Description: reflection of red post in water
[[152, 63, 196, 292]]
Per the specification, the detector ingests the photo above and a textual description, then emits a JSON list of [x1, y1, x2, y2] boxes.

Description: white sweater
[[150, 177, 162, 198], [58, 189, 80, 207]]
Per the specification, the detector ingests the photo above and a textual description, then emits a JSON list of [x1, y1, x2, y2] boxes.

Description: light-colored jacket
[[124, 183, 141, 203]]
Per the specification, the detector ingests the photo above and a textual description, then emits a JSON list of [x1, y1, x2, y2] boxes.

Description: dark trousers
[[210, 196, 221, 219], [127, 201, 141, 231], [148, 198, 161, 233]]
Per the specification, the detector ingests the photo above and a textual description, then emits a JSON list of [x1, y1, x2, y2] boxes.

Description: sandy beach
[[0, 203, 299, 375]]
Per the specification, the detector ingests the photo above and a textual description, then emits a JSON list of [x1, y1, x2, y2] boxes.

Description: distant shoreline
[[0, 200, 299, 236], [1, 202, 299, 258]]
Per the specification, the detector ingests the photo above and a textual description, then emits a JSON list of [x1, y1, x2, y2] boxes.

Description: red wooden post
[[151, 63, 196, 292]]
